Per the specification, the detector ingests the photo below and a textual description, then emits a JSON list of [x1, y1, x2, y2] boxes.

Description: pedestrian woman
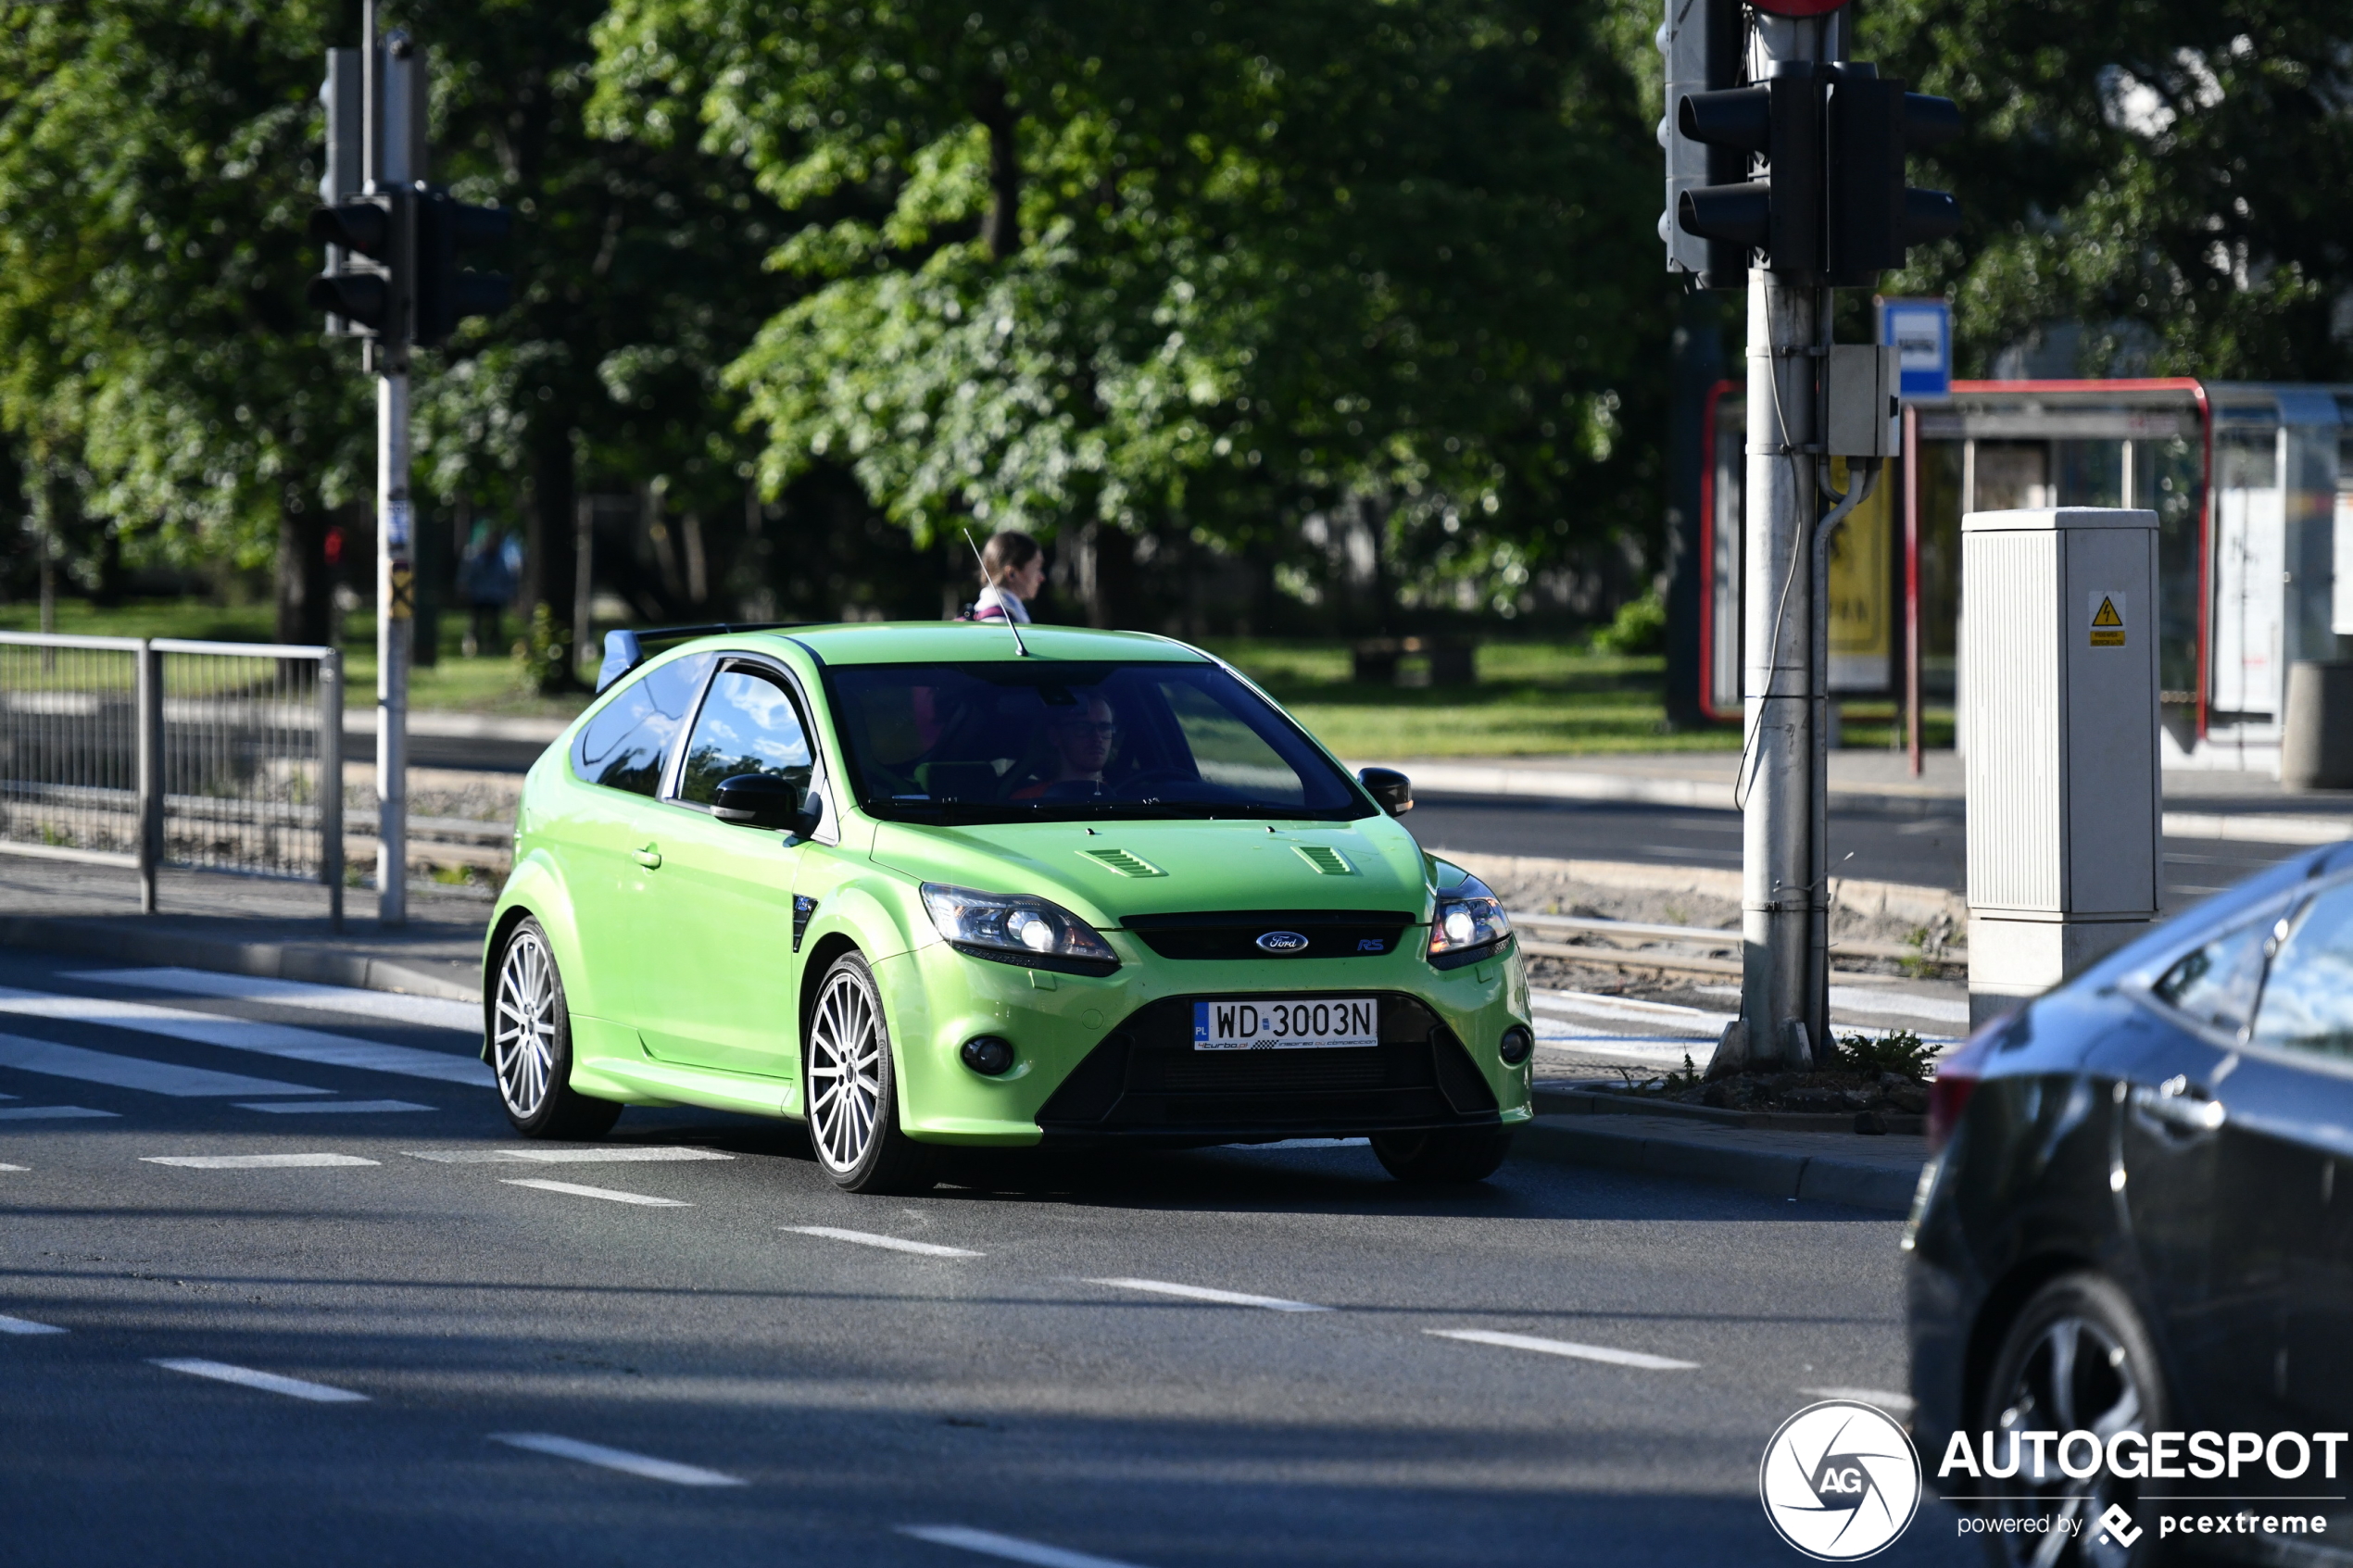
[[967, 530, 1044, 624]]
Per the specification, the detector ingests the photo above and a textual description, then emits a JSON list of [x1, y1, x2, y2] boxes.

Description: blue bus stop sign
[[1879, 298, 1950, 398]]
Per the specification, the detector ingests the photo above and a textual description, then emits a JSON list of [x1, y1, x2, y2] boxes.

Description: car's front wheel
[[804, 952, 934, 1194], [1976, 1272, 2168, 1565], [1370, 1127, 1514, 1184], [492, 917, 622, 1140]]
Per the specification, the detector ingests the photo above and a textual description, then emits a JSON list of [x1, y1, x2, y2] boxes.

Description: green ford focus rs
[[482, 621, 1535, 1193]]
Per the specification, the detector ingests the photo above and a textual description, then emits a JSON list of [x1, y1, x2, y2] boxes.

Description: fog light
[[1498, 1024, 1533, 1066], [961, 1035, 1015, 1075]]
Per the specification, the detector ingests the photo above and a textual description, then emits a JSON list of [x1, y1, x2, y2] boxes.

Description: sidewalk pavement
[[1353, 749, 2353, 845], [0, 855, 1925, 1210]]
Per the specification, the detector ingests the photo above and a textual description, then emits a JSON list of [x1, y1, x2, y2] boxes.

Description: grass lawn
[[1, 599, 1950, 757]]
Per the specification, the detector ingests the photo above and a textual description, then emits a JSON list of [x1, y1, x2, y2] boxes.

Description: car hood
[[867, 815, 1436, 926]]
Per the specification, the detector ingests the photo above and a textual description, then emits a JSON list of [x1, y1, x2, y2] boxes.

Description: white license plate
[[1192, 997, 1378, 1051]]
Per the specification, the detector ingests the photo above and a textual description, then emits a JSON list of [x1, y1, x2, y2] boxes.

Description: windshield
[[824, 660, 1373, 823]]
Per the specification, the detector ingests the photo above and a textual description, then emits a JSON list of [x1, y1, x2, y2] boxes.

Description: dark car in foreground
[[1908, 841, 2353, 1563]]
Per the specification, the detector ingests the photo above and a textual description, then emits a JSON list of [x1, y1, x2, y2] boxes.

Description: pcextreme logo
[[1759, 1401, 1923, 1561]]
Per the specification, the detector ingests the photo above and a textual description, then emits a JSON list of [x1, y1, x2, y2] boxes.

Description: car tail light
[[1926, 1013, 2007, 1154]]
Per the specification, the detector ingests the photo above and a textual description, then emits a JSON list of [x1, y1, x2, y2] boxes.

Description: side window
[[677, 669, 813, 806], [571, 654, 715, 797], [2251, 883, 2353, 1060], [2151, 912, 2273, 1036]]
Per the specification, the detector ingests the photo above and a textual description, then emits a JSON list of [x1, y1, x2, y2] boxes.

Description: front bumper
[[875, 934, 1534, 1146]]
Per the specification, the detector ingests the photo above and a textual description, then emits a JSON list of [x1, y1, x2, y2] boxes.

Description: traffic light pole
[[1738, 15, 1830, 1069], [361, 0, 412, 929]]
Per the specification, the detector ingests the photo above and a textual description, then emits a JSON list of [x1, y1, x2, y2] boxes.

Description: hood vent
[[1294, 845, 1354, 875], [1080, 847, 1165, 878]]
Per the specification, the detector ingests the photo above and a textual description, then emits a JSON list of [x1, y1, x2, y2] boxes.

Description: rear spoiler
[[595, 622, 804, 694]]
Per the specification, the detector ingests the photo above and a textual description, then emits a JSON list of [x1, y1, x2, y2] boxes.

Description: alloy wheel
[[1992, 1312, 2145, 1568], [494, 926, 558, 1121], [808, 967, 884, 1173]]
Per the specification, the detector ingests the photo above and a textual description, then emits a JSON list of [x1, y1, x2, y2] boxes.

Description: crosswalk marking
[[236, 1099, 433, 1115], [491, 1433, 744, 1486], [0, 1105, 119, 1120], [0, 987, 494, 1087], [785, 1225, 981, 1258], [501, 1177, 689, 1207], [143, 1153, 380, 1169], [1086, 1277, 1331, 1313], [1424, 1327, 1699, 1370], [151, 1358, 369, 1402], [69, 968, 480, 1033], [900, 1525, 1151, 1568], [404, 1147, 733, 1164], [0, 1313, 67, 1335], [0, 1031, 326, 1098]]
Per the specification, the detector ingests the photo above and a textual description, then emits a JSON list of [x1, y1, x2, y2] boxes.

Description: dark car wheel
[[1370, 1127, 1514, 1184], [492, 917, 623, 1140], [804, 952, 935, 1195], [1976, 1273, 2169, 1566]]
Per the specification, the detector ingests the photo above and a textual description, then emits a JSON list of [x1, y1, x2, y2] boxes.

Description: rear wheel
[[1976, 1273, 2168, 1566], [804, 953, 934, 1194], [492, 918, 622, 1140], [1370, 1127, 1514, 1184]]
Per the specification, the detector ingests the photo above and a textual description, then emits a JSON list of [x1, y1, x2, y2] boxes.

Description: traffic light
[[1676, 68, 1823, 279], [1659, 0, 1743, 287], [306, 194, 403, 336], [413, 190, 512, 347], [1824, 65, 1961, 282]]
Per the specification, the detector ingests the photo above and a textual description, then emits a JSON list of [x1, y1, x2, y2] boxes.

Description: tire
[[491, 917, 623, 1140], [1974, 1273, 2170, 1566], [803, 952, 934, 1195], [1370, 1127, 1514, 1184]]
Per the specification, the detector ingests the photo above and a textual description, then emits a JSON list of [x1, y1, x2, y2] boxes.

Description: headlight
[[921, 883, 1118, 966], [1428, 873, 1511, 960]]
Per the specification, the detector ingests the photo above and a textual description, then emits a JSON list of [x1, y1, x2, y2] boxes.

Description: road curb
[[0, 915, 482, 1005], [1513, 1113, 1924, 1213]]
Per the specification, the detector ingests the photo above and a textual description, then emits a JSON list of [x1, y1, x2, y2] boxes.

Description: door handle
[[2132, 1073, 2225, 1133], [633, 844, 662, 870]]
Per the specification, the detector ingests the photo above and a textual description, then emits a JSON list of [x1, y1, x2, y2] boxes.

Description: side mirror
[[711, 772, 821, 836], [1358, 766, 1414, 817]]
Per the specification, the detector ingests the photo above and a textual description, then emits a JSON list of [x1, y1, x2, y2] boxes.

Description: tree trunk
[[1077, 521, 1137, 629], [524, 428, 580, 688], [273, 504, 333, 646], [974, 80, 1020, 261]]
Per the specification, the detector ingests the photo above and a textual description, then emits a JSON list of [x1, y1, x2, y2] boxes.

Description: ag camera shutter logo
[[1759, 1400, 1922, 1560]]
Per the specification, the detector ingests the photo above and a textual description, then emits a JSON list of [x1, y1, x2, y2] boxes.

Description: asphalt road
[[0, 948, 1971, 1568], [1404, 794, 2303, 909]]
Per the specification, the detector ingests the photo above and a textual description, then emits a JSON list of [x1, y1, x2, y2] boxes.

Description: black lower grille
[[1037, 991, 1498, 1144]]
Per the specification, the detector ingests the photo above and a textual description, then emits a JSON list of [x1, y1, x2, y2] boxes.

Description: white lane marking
[[784, 1225, 981, 1258], [70, 968, 479, 1032], [501, 1177, 690, 1207], [0, 1162, 27, 1170], [1239, 1137, 1369, 1149], [0, 988, 493, 1086], [236, 1099, 433, 1115], [1424, 1327, 1699, 1370], [490, 1432, 744, 1486], [900, 1524, 1150, 1568], [404, 1146, 734, 1164], [0, 1313, 67, 1335], [151, 1358, 369, 1402], [0, 1031, 326, 1098], [0, 1105, 120, 1120], [1801, 1386, 1917, 1412], [1087, 1277, 1331, 1313], [143, 1153, 380, 1169]]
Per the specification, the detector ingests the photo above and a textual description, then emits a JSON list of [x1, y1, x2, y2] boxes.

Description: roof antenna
[[963, 527, 1030, 658]]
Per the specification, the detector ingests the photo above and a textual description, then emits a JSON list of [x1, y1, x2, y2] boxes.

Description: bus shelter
[[1698, 378, 2353, 773]]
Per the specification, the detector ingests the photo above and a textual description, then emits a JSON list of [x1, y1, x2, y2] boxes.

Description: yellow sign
[[389, 564, 415, 622], [1827, 458, 1892, 690], [2090, 593, 2125, 647]]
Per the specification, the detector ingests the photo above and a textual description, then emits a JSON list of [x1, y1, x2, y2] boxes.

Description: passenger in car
[[1011, 697, 1120, 799]]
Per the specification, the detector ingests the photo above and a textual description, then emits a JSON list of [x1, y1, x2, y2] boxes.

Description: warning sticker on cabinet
[[2090, 593, 2127, 647]]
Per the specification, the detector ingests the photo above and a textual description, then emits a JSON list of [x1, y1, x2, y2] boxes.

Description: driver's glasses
[[1057, 721, 1118, 738]]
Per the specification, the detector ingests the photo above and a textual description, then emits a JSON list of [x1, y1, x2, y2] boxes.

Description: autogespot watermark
[[1761, 1404, 2351, 1556]]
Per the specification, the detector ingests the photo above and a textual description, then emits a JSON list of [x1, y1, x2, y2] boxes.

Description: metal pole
[[370, 9, 413, 927], [320, 646, 345, 932], [573, 495, 595, 685], [1737, 13, 1822, 1070], [135, 639, 161, 914]]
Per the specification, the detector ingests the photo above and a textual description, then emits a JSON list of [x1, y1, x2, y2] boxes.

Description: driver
[[1012, 696, 1118, 799]]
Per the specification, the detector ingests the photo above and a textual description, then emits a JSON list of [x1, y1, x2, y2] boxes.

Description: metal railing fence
[[0, 632, 343, 926]]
